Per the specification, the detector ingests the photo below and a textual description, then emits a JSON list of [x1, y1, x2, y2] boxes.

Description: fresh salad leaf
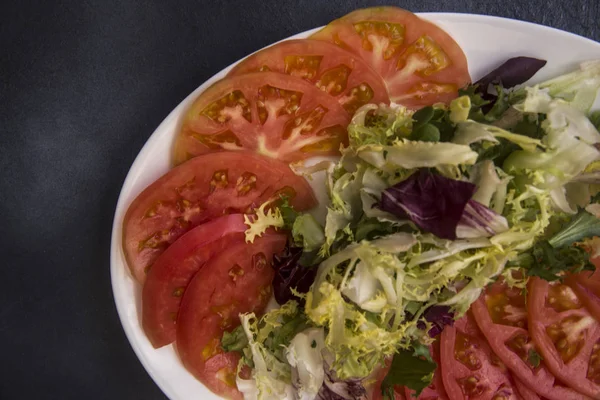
[[590, 110, 600, 131], [416, 305, 455, 338], [453, 120, 543, 152], [293, 213, 325, 252], [244, 201, 284, 243], [548, 209, 600, 248], [475, 56, 547, 90], [221, 325, 248, 352], [521, 240, 594, 281], [381, 348, 437, 398], [358, 141, 478, 171], [527, 349, 543, 368], [237, 311, 295, 400], [348, 104, 413, 147], [456, 199, 509, 239], [379, 169, 477, 240], [318, 363, 368, 400], [273, 246, 318, 305], [286, 328, 326, 400], [536, 60, 600, 112]]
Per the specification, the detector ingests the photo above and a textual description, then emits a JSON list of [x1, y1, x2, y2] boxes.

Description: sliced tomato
[[227, 39, 390, 115], [470, 279, 587, 400], [122, 151, 316, 283], [566, 267, 600, 323], [440, 311, 521, 399], [310, 7, 470, 108], [173, 72, 350, 165], [514, 378, 547, 400], [528, 277, 600, 398], [141, 214, 247, 348], [176, 233, 286, 400]]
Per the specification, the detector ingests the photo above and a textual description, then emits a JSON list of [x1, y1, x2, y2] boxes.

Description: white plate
[[111, 13, 600, 400]]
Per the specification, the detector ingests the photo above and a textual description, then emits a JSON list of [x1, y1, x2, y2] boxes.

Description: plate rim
[[109, 12, 600, 400]]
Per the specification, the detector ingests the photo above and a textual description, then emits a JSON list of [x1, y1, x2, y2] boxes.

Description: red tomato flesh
[[310, 6, 470, 108], [141, 214, 247, 348], [228, 39, 390, 115], [528, 277, 600, 398], [176, 233, 286, 400], [122, 151, 316, 283], [565, 266, 600, 323], [470, 279, 587, 400], [173, 72, 350, 164], [440, 311, 521, 400], [514, 378, 547, 400]]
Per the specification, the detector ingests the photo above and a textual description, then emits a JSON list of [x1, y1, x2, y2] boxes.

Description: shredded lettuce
[[453, 120, 543, 152]]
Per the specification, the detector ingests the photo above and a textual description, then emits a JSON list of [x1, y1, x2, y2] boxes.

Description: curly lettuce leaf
[[244, 201, 284, 243]]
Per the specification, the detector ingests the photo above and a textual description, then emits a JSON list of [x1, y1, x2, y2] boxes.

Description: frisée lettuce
[[232, 58, 600, 399]]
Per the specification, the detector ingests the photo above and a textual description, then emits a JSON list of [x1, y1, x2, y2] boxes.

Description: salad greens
[[238, 58, 600, 399]]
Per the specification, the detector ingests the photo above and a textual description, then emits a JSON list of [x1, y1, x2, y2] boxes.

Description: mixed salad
[[120, 6, 600, 400]]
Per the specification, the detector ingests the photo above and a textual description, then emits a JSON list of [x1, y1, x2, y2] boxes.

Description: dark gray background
[[1, 0, 598, 399]]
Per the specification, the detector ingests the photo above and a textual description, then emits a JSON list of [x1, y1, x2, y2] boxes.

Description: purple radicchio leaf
[[272, 246, 317, 306], [317, 359, 367, 400], [379, 169, 477, 240], [475, 56, 547, 93], [456, 199, 509, 239], [417, 306, 455, 337]]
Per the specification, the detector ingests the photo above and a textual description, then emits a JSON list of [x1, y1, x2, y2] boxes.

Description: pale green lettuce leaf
[[238, 313, 294, 400], [453, 120, 543, 152], [357, 140, 478, 171], [292, 214, 325, 252], [285, 328, 326, 400]]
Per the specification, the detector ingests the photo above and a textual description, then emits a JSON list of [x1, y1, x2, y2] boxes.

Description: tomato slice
[[565, 267, 600, 323], [470, 279, 587, 400], [176, 233, 286, 400], [141, 214, 247, 348], [528, 277, 600, 398], [122, 151, 316, 283], [440, 311, 521, 399], [227, 39, 390, 115], [514, 378, 547, 400], [310, 7, 470, 108], [173, 71, 350, 164]]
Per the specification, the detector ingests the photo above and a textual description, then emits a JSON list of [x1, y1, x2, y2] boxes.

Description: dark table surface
[[2, 0, 599, 399]]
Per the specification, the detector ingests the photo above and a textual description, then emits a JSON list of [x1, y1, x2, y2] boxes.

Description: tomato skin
[[440, 312, 520, 400], [227, 39, 390, 115], [514, 378, 546, 400], [141, 214, 247, 348], [527, 277, 600, 398], [174, 71, 350, 164], [122, 151, 316, 283], [176, 233, 286, 400], [310, 7, 470, 108], [470, 280, 588, 400], [566, 268, 600, 323]]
